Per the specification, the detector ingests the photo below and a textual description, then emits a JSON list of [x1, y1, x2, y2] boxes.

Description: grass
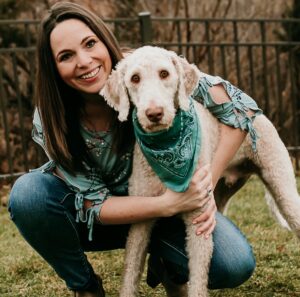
[[0, 176, 300, 297]]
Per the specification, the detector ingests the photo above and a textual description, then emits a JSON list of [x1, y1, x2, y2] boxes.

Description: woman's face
[[50, 19, 112, 94]]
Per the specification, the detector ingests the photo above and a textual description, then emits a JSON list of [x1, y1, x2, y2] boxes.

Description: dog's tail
[[264, 188, 291, 230]]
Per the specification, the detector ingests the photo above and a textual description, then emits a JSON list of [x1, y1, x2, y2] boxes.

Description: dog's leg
[[119, 221, 155, 297], [214, 176, 250, 213], [253, 116, 300, 238], [264, 188, 291, 230], [183, 212, 213, 297], [259, 160, 300, 235]]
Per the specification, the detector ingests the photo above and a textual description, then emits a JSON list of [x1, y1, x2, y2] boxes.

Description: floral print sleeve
[[191, 74, 263, 151]]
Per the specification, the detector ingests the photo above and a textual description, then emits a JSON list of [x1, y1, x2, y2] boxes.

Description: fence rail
[[0, 14, 299, 181]]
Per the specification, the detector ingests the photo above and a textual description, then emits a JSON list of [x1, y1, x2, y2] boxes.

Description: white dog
[[101, 46, 300, 297]]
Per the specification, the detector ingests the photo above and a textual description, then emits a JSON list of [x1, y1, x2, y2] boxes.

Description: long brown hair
[[35, 1, 134, 174]]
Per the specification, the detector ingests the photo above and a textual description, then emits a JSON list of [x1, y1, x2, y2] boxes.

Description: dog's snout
[[145, 107, 164, 122]]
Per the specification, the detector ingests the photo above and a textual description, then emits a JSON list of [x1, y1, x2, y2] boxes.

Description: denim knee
[[208, 212, 256, 289], [10, 172, 40, 221], [231, 252, 256, 288], [213, 248, 255, 289], [9, 171, 71, 225]]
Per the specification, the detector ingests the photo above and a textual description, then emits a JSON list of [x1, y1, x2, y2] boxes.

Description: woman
[[9, 2, 260, 297]]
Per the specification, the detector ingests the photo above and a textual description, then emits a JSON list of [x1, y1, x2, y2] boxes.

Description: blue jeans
[[9, 171, 255, 291]]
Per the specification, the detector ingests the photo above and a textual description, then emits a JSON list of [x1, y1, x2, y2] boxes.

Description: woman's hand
[[189, 164, 217, 237], [162, 164, 216, 237], [192, 196, 217, 238]]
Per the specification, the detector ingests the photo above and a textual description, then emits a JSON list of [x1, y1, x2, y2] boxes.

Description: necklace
[[81, 121, 111, 157]]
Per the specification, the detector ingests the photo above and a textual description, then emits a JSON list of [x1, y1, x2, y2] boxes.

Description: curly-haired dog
[[101, 46, 300, 297]]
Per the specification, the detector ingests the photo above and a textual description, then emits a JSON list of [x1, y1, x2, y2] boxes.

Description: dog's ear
[[100, 61, 130, 122], [171, 53, 200, 111]]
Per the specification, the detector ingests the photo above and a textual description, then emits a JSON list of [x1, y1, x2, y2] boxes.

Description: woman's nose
[[76, 51, 92, 68]]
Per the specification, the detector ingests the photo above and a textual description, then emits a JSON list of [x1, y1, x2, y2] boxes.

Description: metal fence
[[0, 13, 299, 181]]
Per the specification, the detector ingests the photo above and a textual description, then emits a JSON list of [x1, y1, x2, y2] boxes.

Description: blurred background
[[0, 0, 299, 192]]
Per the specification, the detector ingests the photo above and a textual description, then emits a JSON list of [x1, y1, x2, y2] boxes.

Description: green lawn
[[0, 176, 300, 297]]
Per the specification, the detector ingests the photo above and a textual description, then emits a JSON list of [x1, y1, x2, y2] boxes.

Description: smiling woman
[[8, 2, 258, 297], [50, 19, 112, 94]]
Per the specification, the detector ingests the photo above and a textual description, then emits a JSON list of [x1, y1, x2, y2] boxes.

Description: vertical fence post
[[138, 12, 153, 45], [205, 20, 214, 74], [233, 20, 242, 88], [260, 20, 269, 115]]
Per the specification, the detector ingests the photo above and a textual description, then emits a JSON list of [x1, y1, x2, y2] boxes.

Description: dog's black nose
[[146, 107, 164, 122]]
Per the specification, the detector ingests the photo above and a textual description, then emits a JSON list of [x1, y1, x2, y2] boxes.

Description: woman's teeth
[[80, 67, 100, 79]]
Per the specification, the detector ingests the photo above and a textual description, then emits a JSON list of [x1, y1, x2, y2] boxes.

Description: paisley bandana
[[132, 98, 201, 192]]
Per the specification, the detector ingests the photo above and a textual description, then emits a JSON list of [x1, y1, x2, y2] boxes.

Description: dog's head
[[100, 46, 200, 132]]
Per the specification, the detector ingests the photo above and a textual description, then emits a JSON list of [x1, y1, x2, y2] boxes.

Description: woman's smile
[[78, 65, 101, 80]]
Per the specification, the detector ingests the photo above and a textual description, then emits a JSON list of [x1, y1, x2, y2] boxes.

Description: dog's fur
[[101, 46, 300, 297]]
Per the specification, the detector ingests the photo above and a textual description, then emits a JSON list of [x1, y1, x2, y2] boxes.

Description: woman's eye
[[59, 53, 72, 62], [160, 70, 169, 79], [131, 74, 140, 83], [86, 40, 96, 48]]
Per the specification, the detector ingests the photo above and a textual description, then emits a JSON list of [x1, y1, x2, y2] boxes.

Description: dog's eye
[[159, 70, 169, 79], [131, 74, 140, 83]]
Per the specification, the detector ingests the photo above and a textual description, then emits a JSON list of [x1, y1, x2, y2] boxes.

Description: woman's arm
[[94, 164, 213, 225], [99, 165, 217, 239], [208, 84, 248, 187], [211, 125, 246, 187]]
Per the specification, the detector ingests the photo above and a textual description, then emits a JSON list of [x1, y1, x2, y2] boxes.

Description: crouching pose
[[8, 2, 258, 297]]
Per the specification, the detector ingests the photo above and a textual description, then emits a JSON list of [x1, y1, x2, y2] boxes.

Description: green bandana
[[132, 99, 201, 192]]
